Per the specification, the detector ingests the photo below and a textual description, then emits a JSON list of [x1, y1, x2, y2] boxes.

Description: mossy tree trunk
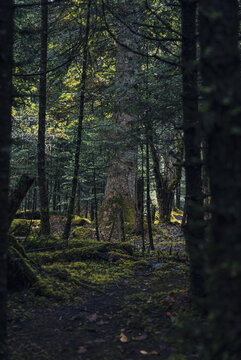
[[0, 1, 13, 357], [101, 1, 141, 229], [200, 0, 241, 358]]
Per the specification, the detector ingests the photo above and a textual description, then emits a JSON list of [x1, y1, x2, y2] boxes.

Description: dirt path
[[8, 264, 194, 360], [8, 224, 199, 360]]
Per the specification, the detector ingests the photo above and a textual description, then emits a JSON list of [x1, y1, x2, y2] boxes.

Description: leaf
[[140, 350, 159, 356], [120, 332, 128, 343], [132, 333, 148, 341], [77, 346, 87, 354], [149, 351, 159, 355], [87, 313, 97, 322], [140, 350, 148, 355]]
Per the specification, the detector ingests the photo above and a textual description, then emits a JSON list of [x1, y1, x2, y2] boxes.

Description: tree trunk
[[181, 0, 206, 304], [7, 175, 35, 229], [38, 0, 50, 235], [135, 177, 144, 235], [175, 182, 181, 209], [101, 2, 141, 228], [146, 143, 154, 250], [92, 156, 100, 241], [200, 1, 241, 358], [0, 1, 13, 357], [150, 136, 182, 223], [63, 0, 91, 241]]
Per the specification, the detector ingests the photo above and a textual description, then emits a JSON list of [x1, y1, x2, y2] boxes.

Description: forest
[[0, 0, 241, 359]]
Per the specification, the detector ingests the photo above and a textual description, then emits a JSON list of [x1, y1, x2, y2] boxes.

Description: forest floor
[[8, 219, 203, 360]]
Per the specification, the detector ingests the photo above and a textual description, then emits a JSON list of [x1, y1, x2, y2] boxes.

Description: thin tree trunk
[[140, 145, 145, 252], [93, 156, 100, 241], [146, 143, 154, 250], [38, 0, 50, 235], [63, 0, 91, 241], [0, 1, 13, 357], [181, 0, 205, 304], [175, 182, 181, 209]]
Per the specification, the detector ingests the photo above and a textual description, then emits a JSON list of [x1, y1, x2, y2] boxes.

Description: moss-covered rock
[[71, 226, 94, 239], [30, 240, 134, 265], [15, 210, 41, 220], [72, 216, 91, 227], [10, 219, 40, 237]]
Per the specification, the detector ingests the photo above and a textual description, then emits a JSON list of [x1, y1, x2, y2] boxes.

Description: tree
[[181, 0, 205, 304], [199, 0, 241, 358], [0, 1, 13, 358], [63, 0, 92, 241], [100, 1, 142, 231], [38, 0, 51, 235]]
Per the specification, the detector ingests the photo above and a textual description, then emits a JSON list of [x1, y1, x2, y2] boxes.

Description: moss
[[8, 244, 40, 290], [100, 195, 135, 225], [71, 226, 94, 239], [133, 259, 150, 269], [15, 210, 41, 220], [10, 219, 40, 237], [22, 234, 62, 250], [71, 216, 91, 227], [171, 209, 183, 225]]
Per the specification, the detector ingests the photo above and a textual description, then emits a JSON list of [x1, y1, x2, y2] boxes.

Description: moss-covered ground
[[8, 216, 202, 360]]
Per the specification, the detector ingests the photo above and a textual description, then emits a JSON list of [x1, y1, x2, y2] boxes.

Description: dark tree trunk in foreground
[[63, 0, 91, 241], [200, 1, 241, 358], [181, 0, 205, 304], [7, 175, 35, 229], [0, 1, 13, 358], [38, 0, 50, 235]]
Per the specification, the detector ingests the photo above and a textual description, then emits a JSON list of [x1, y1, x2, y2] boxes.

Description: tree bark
[[63, 0, 91, 241], [199, 0, 241, 358], [38, 0, 50, 235], [0, 1, 13, 358], [101, 1, 141, 227], [146, 143, 154, 250], [181, 0, 205, 304], [150, 136, 182, 223], [7, 175, 35, 230]]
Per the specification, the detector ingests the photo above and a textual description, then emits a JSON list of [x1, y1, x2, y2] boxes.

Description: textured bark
[[7, 175, 35, 229], [175, 183, 181, 209], [181, 0, 205, 303], [93, 156, 100, 241], [135, 177, 144, 235], [63, 0, 91, 241], [38, 0, 50, 235], [200, 1, 241, 358], [146, 144, 154, 250], [150, 136, 182, 223], [0, 1, 13, 358], [102, 1, 141, 225]]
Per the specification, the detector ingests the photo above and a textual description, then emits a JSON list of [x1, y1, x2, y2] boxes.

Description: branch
[[101, 1, 179, 67]]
